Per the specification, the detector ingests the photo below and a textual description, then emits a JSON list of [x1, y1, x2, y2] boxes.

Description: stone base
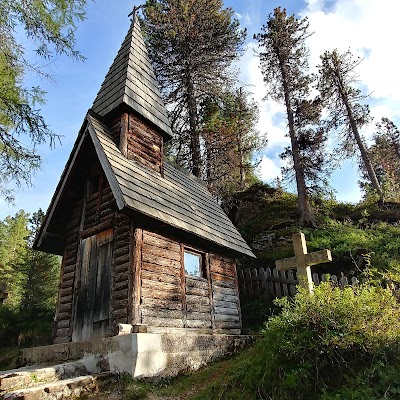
[[21, 334, 253, 378]]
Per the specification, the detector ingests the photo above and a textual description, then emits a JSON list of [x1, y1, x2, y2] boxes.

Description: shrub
[[199, 282, 400, 399]]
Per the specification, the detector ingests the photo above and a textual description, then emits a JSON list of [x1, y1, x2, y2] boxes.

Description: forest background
[[1, 0, 400, 219]]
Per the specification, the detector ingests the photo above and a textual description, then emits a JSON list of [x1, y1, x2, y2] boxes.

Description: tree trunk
[[186, 72, 201, 177], [339, 87, 383, 201], [280, 63, 315, 225]]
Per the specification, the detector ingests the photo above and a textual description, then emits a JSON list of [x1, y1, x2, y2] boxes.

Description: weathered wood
[[212, 293, 238, 303], [141, 308, 183, 319], [141, 297, 183, 310], [185, 277, 208, 289], [186, 319, 211, 328], [204, 252, 215, 330], [143, 231, 180, 252], [142, 253, 181, 269], [57, 312, 70, 321], [142, 278, 180, 292], [214, 314, 240, 323], [142, 262, 180, 276], [186, 286, 208, 297], [212, 285, 237, 296], [57, 320, 70, 329], [115, 261, 129, 274], [214, 321, 241, 329], [120, 113, 128, 157], [185, 309, 211, 319], [142, 270, 180, 285], [141, 316, 184, 328], [58, 303, 72, 313], [142, 244, 180, 261], [186, 293, 210, 304], [186, 302, 212, 313], [213, 300, 238, 310], [56, 328, 70, 337], [214, 307, 239, 316], [275, 232, 332, 293], [114, 272, 128, 283], [141, 288, 181, 301], [212, 280, 236, 289], [61, 279, 74, 290], [114, 289, 129, 301], [211, 272, 235, 283], [115, 281, 129, 291], [132, 227, 142, 325]]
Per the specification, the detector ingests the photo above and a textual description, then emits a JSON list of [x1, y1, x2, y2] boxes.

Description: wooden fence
[[238, 268, 358, 300]]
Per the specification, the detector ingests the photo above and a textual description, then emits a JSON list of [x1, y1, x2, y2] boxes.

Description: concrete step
[[0, 358, 103, 391], [2, 372, 113, 400]]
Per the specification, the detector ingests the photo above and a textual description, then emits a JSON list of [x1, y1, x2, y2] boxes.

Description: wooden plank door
[[72, 229, 113, 342]]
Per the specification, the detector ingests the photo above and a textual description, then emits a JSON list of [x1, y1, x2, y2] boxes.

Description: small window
[[184, 250, 204, 278]]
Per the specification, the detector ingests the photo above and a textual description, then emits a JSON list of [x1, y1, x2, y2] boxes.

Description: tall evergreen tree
[[21, 210, 59, 312], [141, 0, 246, 177], [200, 88, 265, 199], [0, 210, 30, 307], [255, 7, 324, 225], [0, 0, 88, 201], [317, 49, 383, 201], [359, 118, 400, 200]]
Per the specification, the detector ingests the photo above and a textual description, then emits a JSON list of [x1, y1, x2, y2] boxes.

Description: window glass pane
[[184, 251, 201, 277]]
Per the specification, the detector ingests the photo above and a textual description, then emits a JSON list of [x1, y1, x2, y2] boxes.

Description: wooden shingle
[[87, 115, 255, 258], [92, 16, 172, 139]]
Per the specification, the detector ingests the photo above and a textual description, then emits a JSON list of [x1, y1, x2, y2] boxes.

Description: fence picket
[[259, 268, 270, 301], [239, 267, 361, 301], [287, 270, 297, 297], [281, 270, 289, 296], [272, 269, 281, 297], [251, 268, 260, 295]]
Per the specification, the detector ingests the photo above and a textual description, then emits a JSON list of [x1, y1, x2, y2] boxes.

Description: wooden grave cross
[[275, 232, 332, 293]]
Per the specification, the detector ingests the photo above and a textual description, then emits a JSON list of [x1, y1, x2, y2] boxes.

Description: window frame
[[183, 247, 206, 279]]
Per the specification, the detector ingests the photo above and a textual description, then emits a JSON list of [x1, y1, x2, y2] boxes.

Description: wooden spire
[[91, 14, 172, 140]]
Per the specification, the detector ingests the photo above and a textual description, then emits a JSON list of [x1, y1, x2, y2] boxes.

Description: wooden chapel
[[34, 15, 255, 344]]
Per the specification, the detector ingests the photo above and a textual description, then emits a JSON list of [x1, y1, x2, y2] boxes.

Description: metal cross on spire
[[128, 4, 144, 18]]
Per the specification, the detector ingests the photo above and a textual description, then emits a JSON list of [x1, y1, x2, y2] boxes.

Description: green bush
[[198, 283, 400, 400]]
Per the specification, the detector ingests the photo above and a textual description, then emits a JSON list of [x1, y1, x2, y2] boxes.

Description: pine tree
[[317, 49, 383, 201], [0, 0, 88, 201], [254, 7, 325, 225], [359, 118, 400, 200], [200, 88, 265, 199], [0, 210, 30, 308], [21, 210, 60, 312], [141, 0, 246, 177]]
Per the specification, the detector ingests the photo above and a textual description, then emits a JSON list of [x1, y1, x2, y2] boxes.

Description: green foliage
[[0, 209, 60, 347], [141, 0, 246, 177], [197, 283, 400, 400], [200, 87, 266, 201], [0, 0, 88, 200]]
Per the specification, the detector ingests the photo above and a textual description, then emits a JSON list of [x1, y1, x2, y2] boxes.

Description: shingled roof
[[86, 114, 255, 257], [92, 16, 172, 139]]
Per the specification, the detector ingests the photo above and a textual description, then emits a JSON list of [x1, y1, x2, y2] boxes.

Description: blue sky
[[1, 0, 399, 219]]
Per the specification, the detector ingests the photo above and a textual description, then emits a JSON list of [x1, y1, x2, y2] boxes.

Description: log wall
[[140, 231, 184, 328], [127, 114, 163, 173], [137, 230, 239, 333], [53, 199, 83, 344], [210, 254, 241, 331]]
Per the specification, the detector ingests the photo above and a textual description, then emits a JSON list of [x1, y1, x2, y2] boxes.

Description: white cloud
[[258, 155, 283, 182], [303, 0, 400, 115], [237, 0, 400, 202]]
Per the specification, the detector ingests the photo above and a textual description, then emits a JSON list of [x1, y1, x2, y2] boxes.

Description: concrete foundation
[[21, 334, 253, 378]]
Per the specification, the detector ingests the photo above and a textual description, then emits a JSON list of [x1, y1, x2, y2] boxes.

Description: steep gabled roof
[[35, 113, 255, 258], [87, 114, 255, 257], [92, 16, 172, 139]]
